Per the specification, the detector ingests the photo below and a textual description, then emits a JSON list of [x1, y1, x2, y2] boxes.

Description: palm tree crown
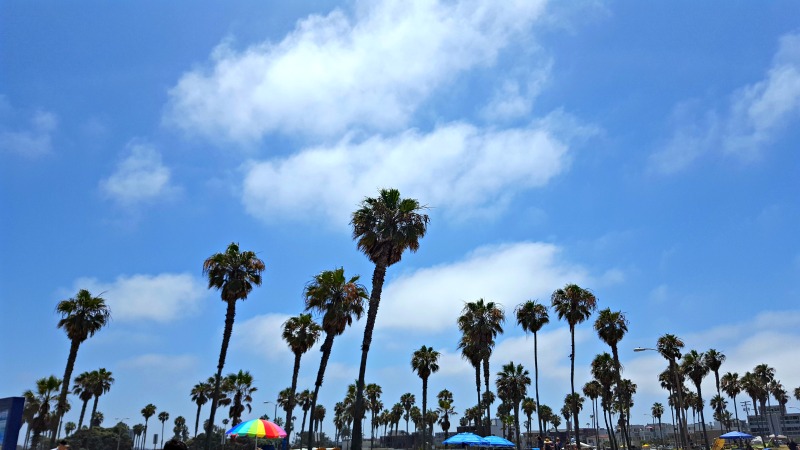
[[496, 362, 531, 450], [411, 346, 440, 450]]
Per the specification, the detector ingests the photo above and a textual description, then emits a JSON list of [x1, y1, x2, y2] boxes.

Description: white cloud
[[481, 61, 552, 122], [118, 353, 198, 372], [651, 32, 800, 174], [165, 0, 548, 143], [233, 313, 295, 360], [100, 142, 178, 206], [242, 121, 571, 226], [377, 241, 592, 333], [73, 273, 207, 322], [0, 109, 58, 157]]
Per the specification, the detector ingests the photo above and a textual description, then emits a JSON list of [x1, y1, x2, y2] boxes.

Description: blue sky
[[2, 0, 800, 441]]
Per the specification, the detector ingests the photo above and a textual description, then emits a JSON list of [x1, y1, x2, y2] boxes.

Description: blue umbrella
[[482, 436, 515, 447], [443, 433, 489, 446], [719, 431, 753, 440]]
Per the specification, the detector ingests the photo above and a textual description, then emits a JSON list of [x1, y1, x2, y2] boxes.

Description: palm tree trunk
[[307, 333, 335, 450], [421, 377, 428, 450], [514, 404, 522, 450], [353, 260, 388, 450], [602, 408, 612, 450], [161, 422, 166, 449], [301, 410, 309, 448], [205, 300, 237, 450], [194, 403, 202, 437], [77, 399, 89, 430], [287, 353, 302, 443], [474, 364, 482, 433], [533, 332, 543, 438], [570, 327, 580, 447], [697, 384, 709, 450], [51, 339, 80, 446], [483, 357, 492, 429], [89, 395, 100, 430]]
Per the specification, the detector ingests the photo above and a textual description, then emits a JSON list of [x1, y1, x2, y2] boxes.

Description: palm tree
[[496, 362, 531, 450], [458, 335, 484, 426], [657, 334, 688, 449], [158, 412, 169, 449], [71, 371, 94, 430], [582, 381, 601, 448], [350, 188, 429, 450], [64, 421, 76, 437], [191, 378, 213, 437], [298, 390, 313, 447], [752, 364, 775, 435], [304, 267, 368, 450], [28, 376, 61, 450], [174, 416, 188, 441], [515, 300, 549, 437], [652, 402, 665, 445], [411, 346, 440, 450], [400, 393, 416, 438], [458, 298, 505, 430], [88, 368, 114, 430], [52, 289, 111, 446], [591, 353, 617, 450], [141, 404, 156, 450], [551, 284, 596, 447], [365, 384, 383, 449], [283, 313, 322, 441], [594, 308, 629, 449], [704, 350, 726, 398], [521, 397, 536, 448], [710, 395, 727, 430], [436, 390, 456, 441], [133, 424, 144, 450], [225, 370, 257, 426], [202, 242, 265, 450], [720, 372, 742, 431]]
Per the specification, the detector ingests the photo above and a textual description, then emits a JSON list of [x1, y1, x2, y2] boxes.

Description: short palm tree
[[458, 299, 504, 429], [720, 372, 742, 431], [191, 378, 213, 437], [551, 284, 596, 447], [411, 346, 440, 450], [225, 370, 257, 426], [681, 350, 710, 450], [582, 381, 601, 447], [88, 368, 114, 430], [28, 376, 62, 450], [71, 371, 95, 430], [52, 289, 111, 445], [515, 300, 549, 436], [141, 404, 157, 450], [283, 313, 322, 440], [400, 393, 416, 436], [591, 353, 617, 450], [64, 421, 76, 437], [521, 397, 536, 447], [651, 403, 664, 444], [657, 334, 688, 448], [350, 188, 429, 450], [158, 411, 170, 449], [304, 267, 368, 450], [365, 383, 383, 448], [496, 362, 531, 450], [174, 416, 188, 440], [436, 390, 456, 441], [298, 390, 314, 447], [594, 308, 629, 448], [202, 242, 265, 449]]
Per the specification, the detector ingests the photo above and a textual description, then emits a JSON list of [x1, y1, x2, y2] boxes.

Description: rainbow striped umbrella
[[226, 419, 287, 439]]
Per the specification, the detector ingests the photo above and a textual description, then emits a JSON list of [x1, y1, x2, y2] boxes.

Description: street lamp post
[[264, 401, 278, 421], [115, 418, 130, 450]]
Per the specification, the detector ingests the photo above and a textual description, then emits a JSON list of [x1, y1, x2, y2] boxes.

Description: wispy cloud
[[650, 32, 800, 174], [165, 0, 548, 143], [99, 142, 179, 206], [0, 105, 58, 158]]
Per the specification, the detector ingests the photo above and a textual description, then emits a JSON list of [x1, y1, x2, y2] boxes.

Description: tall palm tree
[[283, 313, 322, 441], [52, 289, 111, 445], [365, 384, 383, 449], [297, 390, 313, 447], [411, 346, 440, 450], [304, 267, 368, 450], [202, 242, 265, 450], [225, 370, 257, 426], [141, 404, 156, 450], [551, 284, 596, 447], [458, 299, 505, 430], [458, 335, 484, 424], [651, 402, 665, 445], [591, 353, 617, 450], [720, 372, 742, 431], [400, 393, 416, 437], [158, 412, 169, 449], [191, 378, 213, 437], [703, 350, 726, 398], [582, 381, 601, 448], [29, 376, 61, 450], [88, 369, 114, 430], [657, 334, 688, 449], [752, 364, 775, 435], [350, 188, 429, 450], [496, 362, 531, 450], [71, 371, 94, 430], [515, 300, 549, 437], [436, 390, 456, 441], [593, 308, 629, 449]]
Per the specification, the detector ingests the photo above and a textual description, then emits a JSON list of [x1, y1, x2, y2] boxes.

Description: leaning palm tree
[[191, 378, 213, 437], [282, 313, 322, 441], [202, 242, 265, 450], [350, 188, 429, 450], [305, 267, 368, 450], [411, 346, 440, 450], [657, 334, 688, 449], [158, 412, 170, 449], [225, 370, 257, 426], [551, 284, 596, 447], [458, 298, 505, 430], [141, 404, 156, 450], [496, 362, 531, 450], [720, 372, 742, 431], [515, 300, 549, 437], [88, 368, 114, 430], [71, 371, 94, 430], [594, 308, 629, 449], [51, 289, 111, 446]]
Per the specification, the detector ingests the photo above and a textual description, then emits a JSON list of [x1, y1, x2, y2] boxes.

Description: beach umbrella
[[227, 419, 287, 450], [443, 432, 489, 446], [482, 436, 515, 447], [719, 431, 753, 440]]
